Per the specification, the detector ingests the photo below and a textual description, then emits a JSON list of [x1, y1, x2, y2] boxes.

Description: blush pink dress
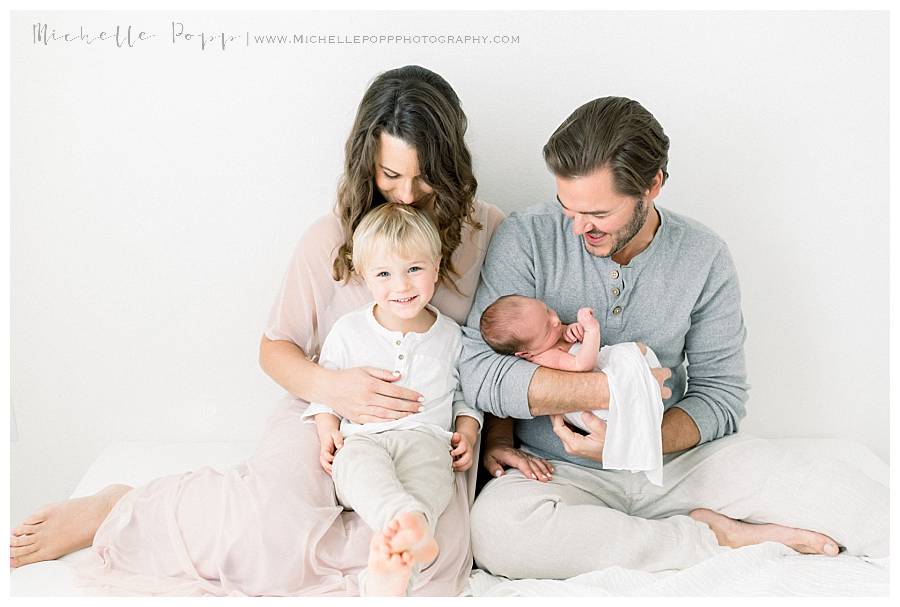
[[73, 201, 505, 596]]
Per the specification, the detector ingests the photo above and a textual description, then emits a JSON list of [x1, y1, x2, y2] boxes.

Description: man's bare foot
[[364, 532, 414, 596], [690, 508, 840, 556], [383, 511, 439, 566], [10, 484, 132, 568]]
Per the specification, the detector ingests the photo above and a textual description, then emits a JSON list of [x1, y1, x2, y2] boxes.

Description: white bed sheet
[[10, 438, 890, 597]]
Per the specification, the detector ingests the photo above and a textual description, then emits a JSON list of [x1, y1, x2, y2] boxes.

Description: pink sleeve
[[263, 214, 341, 361]]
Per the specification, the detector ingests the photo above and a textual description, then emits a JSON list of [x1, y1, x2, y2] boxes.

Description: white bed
[[10, 438, 890, 597]]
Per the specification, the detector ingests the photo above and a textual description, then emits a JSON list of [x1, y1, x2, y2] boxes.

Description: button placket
[[392, 334, 409, 375], [606, 265, 625, 328]]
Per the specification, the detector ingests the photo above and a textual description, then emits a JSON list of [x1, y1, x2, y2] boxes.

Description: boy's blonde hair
[[351, 203, 442, 274]]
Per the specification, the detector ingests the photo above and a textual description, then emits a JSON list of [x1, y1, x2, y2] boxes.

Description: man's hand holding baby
[[550, 411, 607, 462]]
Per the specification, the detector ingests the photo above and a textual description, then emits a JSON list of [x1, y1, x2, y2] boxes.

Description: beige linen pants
[[471, 434, 889, 579], [332, 427, 455, 535]]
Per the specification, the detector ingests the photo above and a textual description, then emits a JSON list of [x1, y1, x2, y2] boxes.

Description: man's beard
[[585, 197, 647, 258]]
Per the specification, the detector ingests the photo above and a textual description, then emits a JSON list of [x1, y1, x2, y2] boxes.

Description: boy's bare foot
[[383, 511, 439, 566], [364, 532, 414, 596], [10, 484, 132, 568], [689, 508, 840, 556]]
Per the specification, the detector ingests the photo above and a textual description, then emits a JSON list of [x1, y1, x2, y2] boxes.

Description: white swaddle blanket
[[564, 342, 664, 486]]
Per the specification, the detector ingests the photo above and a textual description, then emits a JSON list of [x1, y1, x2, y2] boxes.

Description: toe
[[370, 533, 390, 555], [10, 534, 35, 547], [792, 530, 838, 555], [808, 535, 840, 556], [12, 524, 39, 536], [10, 544, 40, 558], [10, 549, 46, 568], [20, 509, 50, 526]]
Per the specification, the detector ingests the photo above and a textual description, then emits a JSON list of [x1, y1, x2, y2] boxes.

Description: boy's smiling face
[[362, 246, 440, 328]]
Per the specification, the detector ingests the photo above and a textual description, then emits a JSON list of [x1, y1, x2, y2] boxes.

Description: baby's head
[[480, 295, 564, 358], [352, 203, 442, 319]]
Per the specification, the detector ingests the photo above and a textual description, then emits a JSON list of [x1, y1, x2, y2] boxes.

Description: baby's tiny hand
[[577, 307, 599, 330], [450, 431, 476, 472], [564, 323, 585, 343]]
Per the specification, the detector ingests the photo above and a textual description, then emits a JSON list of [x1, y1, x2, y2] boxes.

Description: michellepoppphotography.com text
[[31, 21, 521, 51]]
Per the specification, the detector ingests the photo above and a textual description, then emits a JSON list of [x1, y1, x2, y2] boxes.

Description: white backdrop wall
[[10, 11, 888, 524]]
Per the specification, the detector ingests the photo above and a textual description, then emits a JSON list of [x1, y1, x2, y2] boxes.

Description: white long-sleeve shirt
[[302, 302, 483, 439]]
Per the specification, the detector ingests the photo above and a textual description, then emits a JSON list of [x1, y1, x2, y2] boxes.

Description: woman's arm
[[259, 335, 337, 405], [259, 335, 424, 423]]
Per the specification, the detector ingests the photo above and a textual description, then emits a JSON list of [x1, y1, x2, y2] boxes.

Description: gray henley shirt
[[459, 202, 749, 469]]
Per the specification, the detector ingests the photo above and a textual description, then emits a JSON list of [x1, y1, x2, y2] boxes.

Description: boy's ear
[[514, 351, 528, 359]]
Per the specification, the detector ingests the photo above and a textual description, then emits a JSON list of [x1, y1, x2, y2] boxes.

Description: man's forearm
[[661, 406, 700, 453], [527, 367, 610, 416]]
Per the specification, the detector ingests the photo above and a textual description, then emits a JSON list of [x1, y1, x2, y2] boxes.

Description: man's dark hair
[[542, 96, 670, 197]]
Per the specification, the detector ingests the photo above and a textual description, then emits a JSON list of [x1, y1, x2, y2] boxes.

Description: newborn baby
[[481, 293, 656, 429], [479, 294, 603, 372], [480, 294, 664, 484]]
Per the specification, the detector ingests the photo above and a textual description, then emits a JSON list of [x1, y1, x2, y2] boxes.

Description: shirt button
[[610, 270, 620, 279], [395, 340, 402, 346], [612, 287, 621, 296], [398, 354, 405, 360], [612, 306, 622, 315]]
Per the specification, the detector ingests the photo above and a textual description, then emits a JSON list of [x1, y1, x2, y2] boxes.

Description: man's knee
[[471, 478, 529, 575], [471, 476, 557, 577]]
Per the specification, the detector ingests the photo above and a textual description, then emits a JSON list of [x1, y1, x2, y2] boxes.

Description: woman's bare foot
[[10, 484, 132, 568], [383, 511, 439, 566], [364, 532, 414, 596], [690, 508, 840, 556]]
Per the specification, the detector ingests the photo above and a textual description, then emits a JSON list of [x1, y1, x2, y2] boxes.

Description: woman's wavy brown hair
[[332, 65, 481, 290]]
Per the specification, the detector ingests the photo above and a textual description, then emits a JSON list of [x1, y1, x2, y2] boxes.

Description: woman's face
[[374, 132, 435, 210]]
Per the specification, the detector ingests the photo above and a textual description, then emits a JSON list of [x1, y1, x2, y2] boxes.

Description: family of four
[[10, 65, 888, 596]]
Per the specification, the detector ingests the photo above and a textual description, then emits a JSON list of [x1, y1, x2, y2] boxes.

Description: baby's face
[[517, 299, 565, 358]]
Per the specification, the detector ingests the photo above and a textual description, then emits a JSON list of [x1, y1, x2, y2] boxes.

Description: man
[[459, 97, 887, 579]]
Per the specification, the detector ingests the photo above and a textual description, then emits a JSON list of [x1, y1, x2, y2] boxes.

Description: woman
[[9, 65, 544, 596]]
